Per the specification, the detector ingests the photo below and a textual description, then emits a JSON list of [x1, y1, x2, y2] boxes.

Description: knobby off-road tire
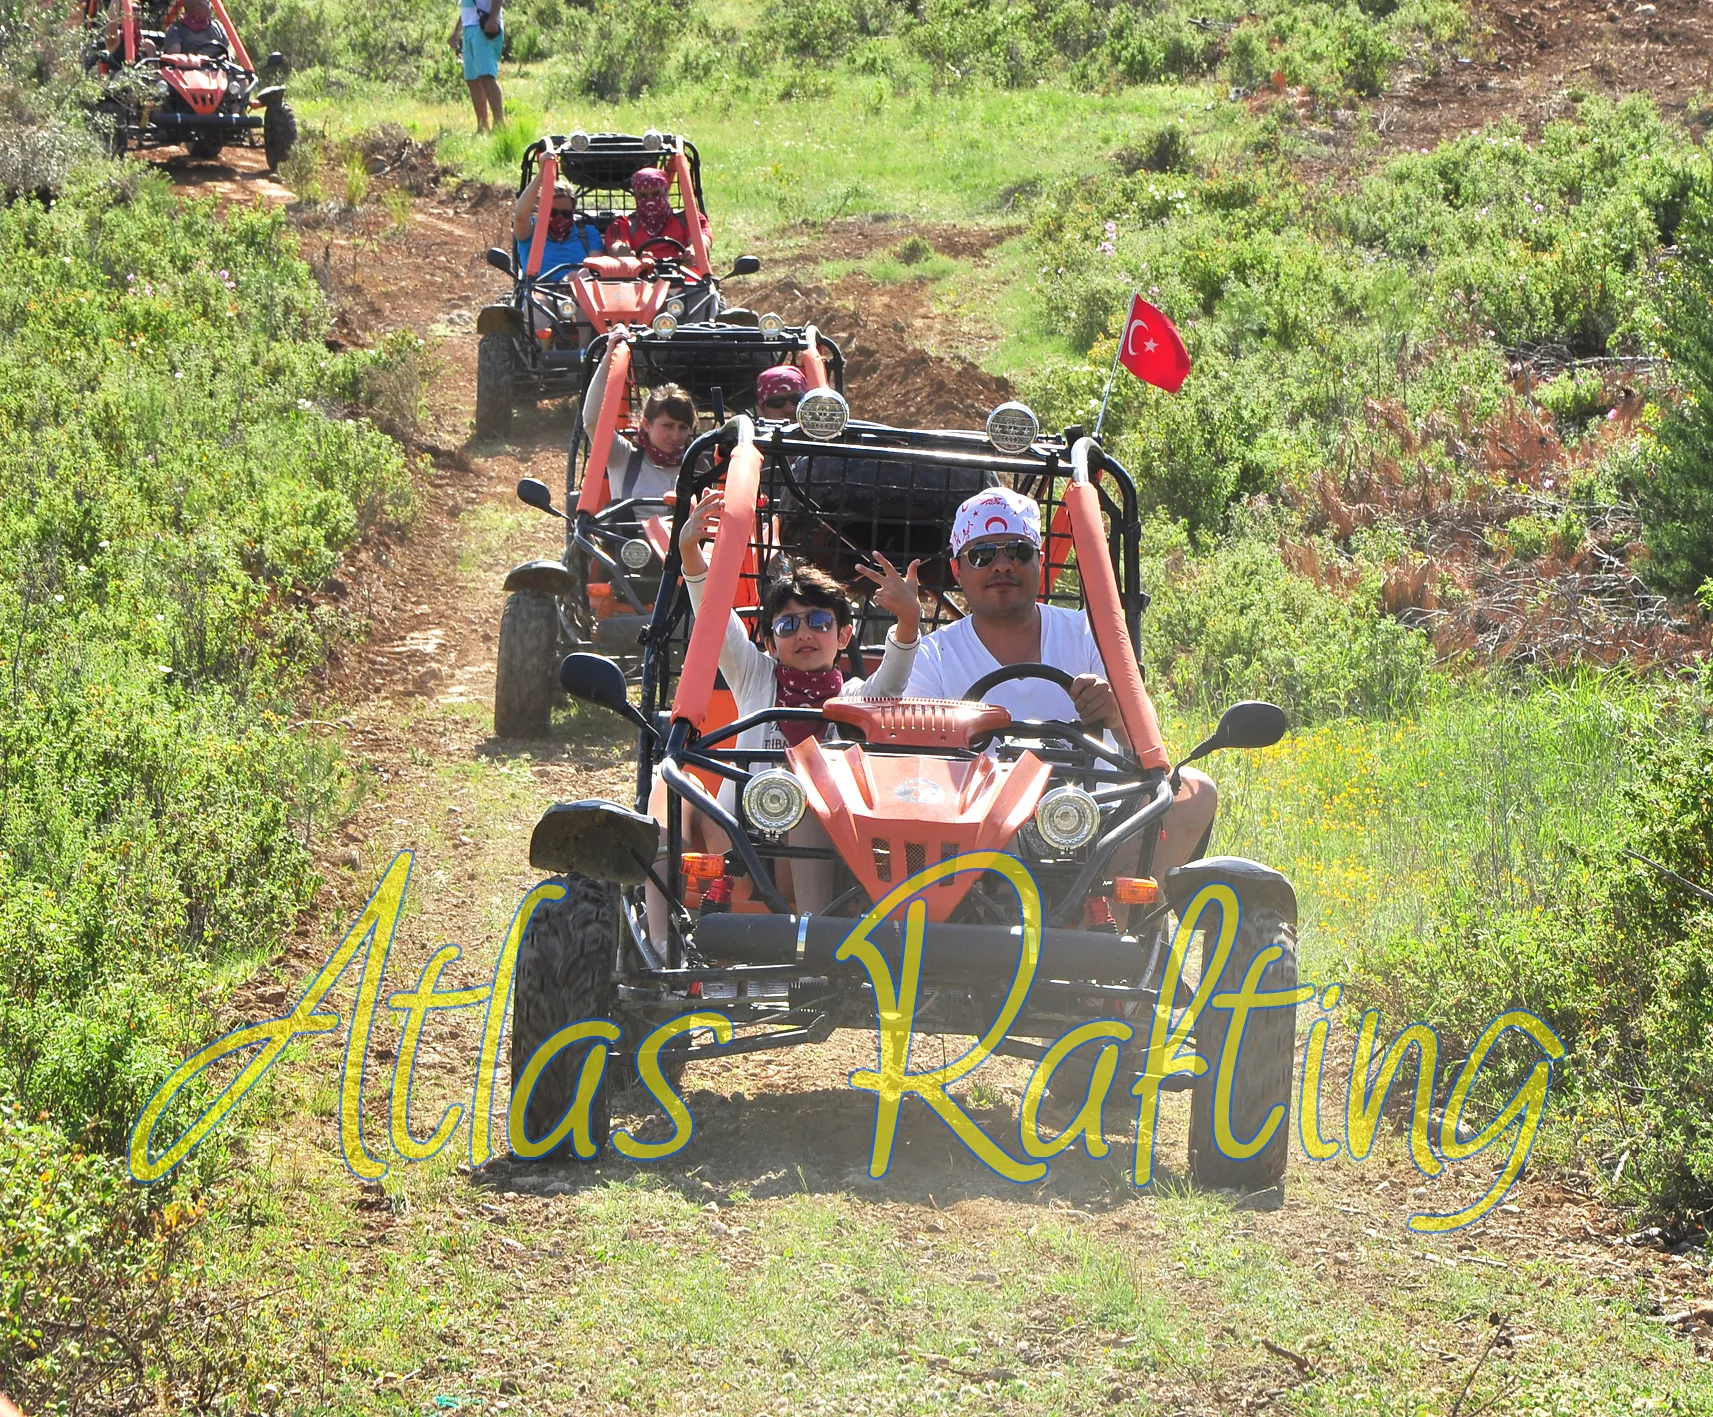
[[186, 135, 224, 160], [263, 100, 297, 170], [1188, 907, 1299, 1196], [494, 590, 557, 739], [510, 875, 617, 1161], [475, 333, 518, 438]]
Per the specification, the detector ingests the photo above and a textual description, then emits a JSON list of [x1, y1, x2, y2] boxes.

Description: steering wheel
[[636, 235, 688, 260], [963, 662, 1075, 702]]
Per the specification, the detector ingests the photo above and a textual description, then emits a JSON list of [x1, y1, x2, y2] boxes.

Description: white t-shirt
[[906, 603, 1106, 725], [583, 343, 678, 502]]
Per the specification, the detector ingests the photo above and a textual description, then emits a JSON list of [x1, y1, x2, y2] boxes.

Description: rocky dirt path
[[149, 146, 1713, 1413]]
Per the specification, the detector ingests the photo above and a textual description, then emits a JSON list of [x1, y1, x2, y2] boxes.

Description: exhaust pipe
[[692, 913, 1145, 985]]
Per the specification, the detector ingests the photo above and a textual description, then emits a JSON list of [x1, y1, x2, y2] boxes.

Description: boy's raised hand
[[678, 489, 724, 578], [854, 551, 923, 645]]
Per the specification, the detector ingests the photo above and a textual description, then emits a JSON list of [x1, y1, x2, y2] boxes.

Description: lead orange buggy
[[505, 397, 1305, 1197]]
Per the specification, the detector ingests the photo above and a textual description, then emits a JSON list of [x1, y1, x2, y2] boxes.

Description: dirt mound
[[742, 272, 1014, 429], [1380, 0, 1713, 148]]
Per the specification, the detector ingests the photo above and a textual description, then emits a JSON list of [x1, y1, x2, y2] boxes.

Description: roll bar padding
[[577, 334, 632, 516], [670, 441, 760, 729]]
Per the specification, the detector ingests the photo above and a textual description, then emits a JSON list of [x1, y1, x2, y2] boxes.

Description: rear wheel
[[494, 589, 558, 739], [263, 100, 297, 170], [475, 332, 518, 438], [510, 876, 616, 1161], [1188, 906, 1299, 1197]]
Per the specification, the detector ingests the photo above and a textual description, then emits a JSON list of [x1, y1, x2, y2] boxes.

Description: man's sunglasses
[[771, 608, 837, 637], [759, 393, 797, 412], [961, 539, 1038, 568]]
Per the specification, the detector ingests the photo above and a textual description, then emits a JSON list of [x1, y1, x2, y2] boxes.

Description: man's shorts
[[461, 22, 502, 81]]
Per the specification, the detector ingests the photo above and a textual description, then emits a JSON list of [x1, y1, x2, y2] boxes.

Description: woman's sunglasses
[[961, 539, 1038, 569], [771, 608, 837, 637]]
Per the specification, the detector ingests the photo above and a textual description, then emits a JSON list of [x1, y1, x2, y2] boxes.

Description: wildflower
[[1098, 241, 1115, 255]]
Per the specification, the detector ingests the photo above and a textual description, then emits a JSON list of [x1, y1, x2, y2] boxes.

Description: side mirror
[[1180, 700, 1287, 766], [265, 50, 285, 68], [723, 254, 761, 279], [486, 247, 516, 276], [516, 477, 563, 518], [560, 653, 652, 735]]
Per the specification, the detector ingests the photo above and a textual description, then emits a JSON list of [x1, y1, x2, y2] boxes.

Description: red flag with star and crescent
[[1117, 294, 1191, 393]]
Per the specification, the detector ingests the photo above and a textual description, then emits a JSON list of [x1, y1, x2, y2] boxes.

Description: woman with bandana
[[581, 329, 696, 503], [510, 174, 601, 278], [604, 167, 712, 260]]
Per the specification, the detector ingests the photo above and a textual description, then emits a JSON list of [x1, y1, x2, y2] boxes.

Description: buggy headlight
[[650, 312, 678, 336], [155, 79, 171, 97], [1033, 785, 1100, 852], [743, 768, 808, 836], [665, 297, 685, 317], [987, 401, 1039, 454], [226, 72, 243, 95], [758, 311, 784, 337], [619, 537, 653, 570], [643, 128, 664, 151], [796, 388, 848, 441], [567, 129, 590, 152]]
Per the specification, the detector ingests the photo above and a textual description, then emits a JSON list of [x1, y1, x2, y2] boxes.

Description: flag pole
[[1092, 290, 1135, 441]]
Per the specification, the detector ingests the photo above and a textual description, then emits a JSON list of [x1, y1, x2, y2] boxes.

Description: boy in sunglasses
[[642, 491, 923, 931], [908, 488, 1217, 879]]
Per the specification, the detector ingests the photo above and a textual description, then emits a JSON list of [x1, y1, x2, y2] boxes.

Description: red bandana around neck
[[546, 212, 575, 241], [636, 428, 683, 470], [774, 663, 844, 745]]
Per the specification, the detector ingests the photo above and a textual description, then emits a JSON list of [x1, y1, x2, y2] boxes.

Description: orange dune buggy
[[508, 397, 1303, 1196], [493, 320, 844, 737], [475, 131, 762, 437], [80, 0, 296, 166]]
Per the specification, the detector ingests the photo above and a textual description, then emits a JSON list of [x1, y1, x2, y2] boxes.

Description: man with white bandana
[[907, 487, 1217, 876]]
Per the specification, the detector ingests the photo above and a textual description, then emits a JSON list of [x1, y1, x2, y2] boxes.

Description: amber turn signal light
[[681, 853, 726, 880], [1112, 876, 1159, 905]]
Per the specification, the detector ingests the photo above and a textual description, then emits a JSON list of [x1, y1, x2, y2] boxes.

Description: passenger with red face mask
[[161, 0, 228, 57], [510, 173, 601, 278], [604, 167, 712, 260]]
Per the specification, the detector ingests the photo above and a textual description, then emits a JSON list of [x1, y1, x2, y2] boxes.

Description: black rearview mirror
[[486, 247, 516, 276], [560, 653, 652, 735], [1180, 700, 1287, 766], [724, 254, 761, 278], [265, 50, 284, 68], [516, 477, 562, 517]]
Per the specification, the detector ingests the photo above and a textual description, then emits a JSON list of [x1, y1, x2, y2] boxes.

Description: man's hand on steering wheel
[[1068, 673, 1123, 734], [636, 235, 688, 261]]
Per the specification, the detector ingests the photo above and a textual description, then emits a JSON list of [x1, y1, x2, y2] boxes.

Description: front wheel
[[494, 589, 558, 739], [475, 332, 518, 438], [186, 136, 224, 160], [510, 876, 617, 1161], [263, 99, 297, 170], [1188, 906, 1299, 1196]]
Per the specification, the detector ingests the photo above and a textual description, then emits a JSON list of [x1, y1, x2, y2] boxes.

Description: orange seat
[[822, 697, 1011, 750]]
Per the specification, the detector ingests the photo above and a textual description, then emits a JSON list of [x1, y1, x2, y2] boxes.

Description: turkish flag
[[1117, 295, 1191, 393]]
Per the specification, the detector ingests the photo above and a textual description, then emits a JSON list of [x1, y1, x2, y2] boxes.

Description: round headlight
[[1032, 785, 1101, 852], [665, 297, 685, 318], [650, 312, 678, 336], [619, 538, 653, 570], [743, 768, 808, 836], [795, 388, 848, 441], [986, 401, 1040, 454], [758, 311, 785, 337], [642, 128, 664, 152], [567, 129, 590, 152], [226, 72, 243, 94]]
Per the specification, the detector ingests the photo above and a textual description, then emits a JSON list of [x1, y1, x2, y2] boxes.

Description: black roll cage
[[618, 421, 1167, 962]]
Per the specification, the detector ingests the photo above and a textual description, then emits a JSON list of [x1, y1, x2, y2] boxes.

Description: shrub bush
[[0, 168, 411, 1147]]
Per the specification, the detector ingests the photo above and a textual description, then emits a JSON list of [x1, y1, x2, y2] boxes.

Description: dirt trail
[[146, 146, 1713, 1410]]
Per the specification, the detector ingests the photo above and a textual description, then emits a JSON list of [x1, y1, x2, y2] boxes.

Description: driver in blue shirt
[[511, 174, 600, 280]]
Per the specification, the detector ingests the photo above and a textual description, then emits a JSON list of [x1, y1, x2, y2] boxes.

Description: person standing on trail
[[604, 168, 711, 259], [447, 0, 503, 134], [581, 328, 695, 502], [907, 487, 1217, 879]]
